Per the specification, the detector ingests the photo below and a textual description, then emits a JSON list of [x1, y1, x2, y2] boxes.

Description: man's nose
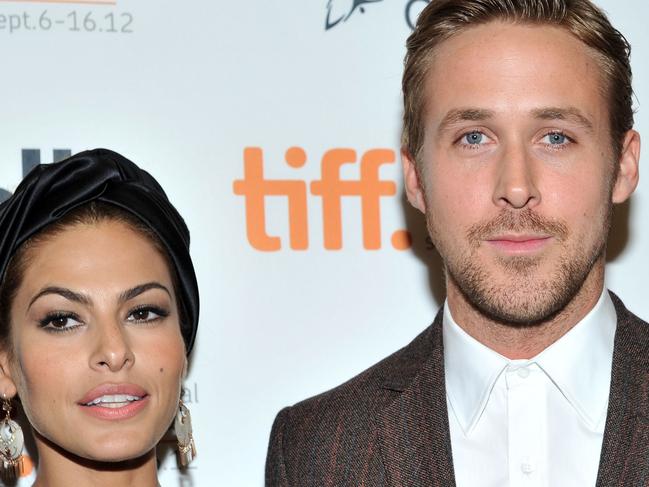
[[492, 142, 541, 210]]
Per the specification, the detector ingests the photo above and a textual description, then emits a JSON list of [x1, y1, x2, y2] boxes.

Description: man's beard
[[429, 206, 612, 326]]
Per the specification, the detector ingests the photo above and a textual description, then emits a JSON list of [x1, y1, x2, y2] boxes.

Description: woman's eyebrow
[[28, 286, 91, 309], [118, 282, 171, 303], [27, 282, 171, 310]]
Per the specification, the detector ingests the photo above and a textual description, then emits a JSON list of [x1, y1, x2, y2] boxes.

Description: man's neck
[[445, 261, 606, 360]]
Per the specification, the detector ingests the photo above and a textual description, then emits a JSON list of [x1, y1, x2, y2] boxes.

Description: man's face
[[404, 22, 639, 324]]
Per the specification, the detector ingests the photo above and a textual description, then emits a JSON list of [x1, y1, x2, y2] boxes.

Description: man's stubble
[[427, 203, 613, 327]]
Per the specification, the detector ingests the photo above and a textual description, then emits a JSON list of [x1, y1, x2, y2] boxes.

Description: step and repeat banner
[[0, 1, 647, 485]]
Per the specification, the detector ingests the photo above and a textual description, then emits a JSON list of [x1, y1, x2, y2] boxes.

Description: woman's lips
[[78, 383, 149, 420], [486, 235, 552, 253]]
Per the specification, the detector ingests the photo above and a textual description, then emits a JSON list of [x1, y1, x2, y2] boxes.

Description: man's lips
[[485, 235, 553, 253]]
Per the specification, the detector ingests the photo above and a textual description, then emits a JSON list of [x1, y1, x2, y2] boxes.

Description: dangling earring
[[174, 399, 196, 467], [0, 396, 24, 481]]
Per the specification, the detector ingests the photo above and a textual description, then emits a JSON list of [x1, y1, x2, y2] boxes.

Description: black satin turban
[[0, 149, 199, 354]]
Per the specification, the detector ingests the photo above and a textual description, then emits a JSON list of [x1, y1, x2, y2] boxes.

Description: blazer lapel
[[376, 311, 456, 486], [596, 293, 649, 486], [371, 292, 648, 486]]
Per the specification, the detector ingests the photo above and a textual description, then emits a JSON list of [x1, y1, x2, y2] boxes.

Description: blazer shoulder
[[609, 291, 649, 388], [610, 291, 649, 357], [288, 321, 438, 420], [265, 320, 441, 485]]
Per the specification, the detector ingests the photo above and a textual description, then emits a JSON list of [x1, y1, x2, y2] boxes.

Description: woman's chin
[[37, 429, 157, 467], [74, 440, 157, 465]]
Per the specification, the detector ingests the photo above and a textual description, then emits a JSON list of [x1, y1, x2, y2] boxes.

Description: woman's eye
[[127, 307, 168, 323], [39, 313, 82, 332]]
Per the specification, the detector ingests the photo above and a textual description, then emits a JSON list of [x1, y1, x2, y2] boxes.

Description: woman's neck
[[31, 434, 159, 487]]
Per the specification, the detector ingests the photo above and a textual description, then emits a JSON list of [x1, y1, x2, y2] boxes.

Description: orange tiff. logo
[[233, 147, 412, 251]]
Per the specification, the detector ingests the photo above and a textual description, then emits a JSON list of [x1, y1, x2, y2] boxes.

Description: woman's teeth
[[85, 394, 142, 407]]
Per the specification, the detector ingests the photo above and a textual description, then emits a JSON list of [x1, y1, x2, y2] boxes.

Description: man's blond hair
[[402, 0, 634, 164]]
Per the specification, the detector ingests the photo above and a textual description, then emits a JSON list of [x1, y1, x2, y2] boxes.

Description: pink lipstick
[[78, 383, 149, 420]]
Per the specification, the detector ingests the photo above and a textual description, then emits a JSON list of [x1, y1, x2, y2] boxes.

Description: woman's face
[[2, 220, 186, 462]]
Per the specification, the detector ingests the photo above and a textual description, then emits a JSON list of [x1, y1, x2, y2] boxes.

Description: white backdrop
[[0, 1, 647, 485]]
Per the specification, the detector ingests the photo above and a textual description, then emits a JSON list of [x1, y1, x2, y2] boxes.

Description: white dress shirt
[[444, 289, 616, 487]]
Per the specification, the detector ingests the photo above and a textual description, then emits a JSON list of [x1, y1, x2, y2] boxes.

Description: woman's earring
[[174, 399, 196, 467], [0, 396, 24, 481]]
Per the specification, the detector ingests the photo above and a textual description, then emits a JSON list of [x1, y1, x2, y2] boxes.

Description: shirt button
[[521, 461, 536, 474], [517, 367, 530, 379]]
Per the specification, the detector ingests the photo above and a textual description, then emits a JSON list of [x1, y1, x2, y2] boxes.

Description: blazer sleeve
[[265, 407, 291, 487]]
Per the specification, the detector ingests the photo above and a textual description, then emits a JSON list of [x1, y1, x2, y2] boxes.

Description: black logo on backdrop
[[0, 148, 71, 203], [325, 0, 382, 30], [324, 0, 430, 31], [405, 0, 429, 30]]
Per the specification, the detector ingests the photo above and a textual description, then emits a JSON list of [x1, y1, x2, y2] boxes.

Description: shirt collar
[[443, 288, 616, 435]]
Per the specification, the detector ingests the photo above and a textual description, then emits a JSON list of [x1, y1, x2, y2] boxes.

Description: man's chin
[[451, 268, 581, 327], [466, 293, 569, 327]]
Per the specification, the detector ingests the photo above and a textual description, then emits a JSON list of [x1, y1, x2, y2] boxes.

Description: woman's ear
[[182, 357, 188, 379], [0, 349, 18, 399]]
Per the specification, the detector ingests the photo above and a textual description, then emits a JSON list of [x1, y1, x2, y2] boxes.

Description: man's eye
[[542, 132, 571, 145], [460, 131, 489, 146]]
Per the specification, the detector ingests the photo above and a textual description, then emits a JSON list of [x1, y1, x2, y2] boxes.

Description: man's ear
[[402, 147, 427, 213], [0, 349, 17, 399], [612, 129, 640, 204]]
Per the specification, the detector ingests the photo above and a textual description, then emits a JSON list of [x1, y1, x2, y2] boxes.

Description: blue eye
[[464, 131, 485, 145], [544, 132, 570, 145]]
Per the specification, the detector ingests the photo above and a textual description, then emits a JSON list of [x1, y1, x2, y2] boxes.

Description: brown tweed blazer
[[266, 292, 649, 486]]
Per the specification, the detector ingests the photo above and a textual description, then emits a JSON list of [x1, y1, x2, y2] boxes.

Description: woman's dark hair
[[0, 201, 185, 354]]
